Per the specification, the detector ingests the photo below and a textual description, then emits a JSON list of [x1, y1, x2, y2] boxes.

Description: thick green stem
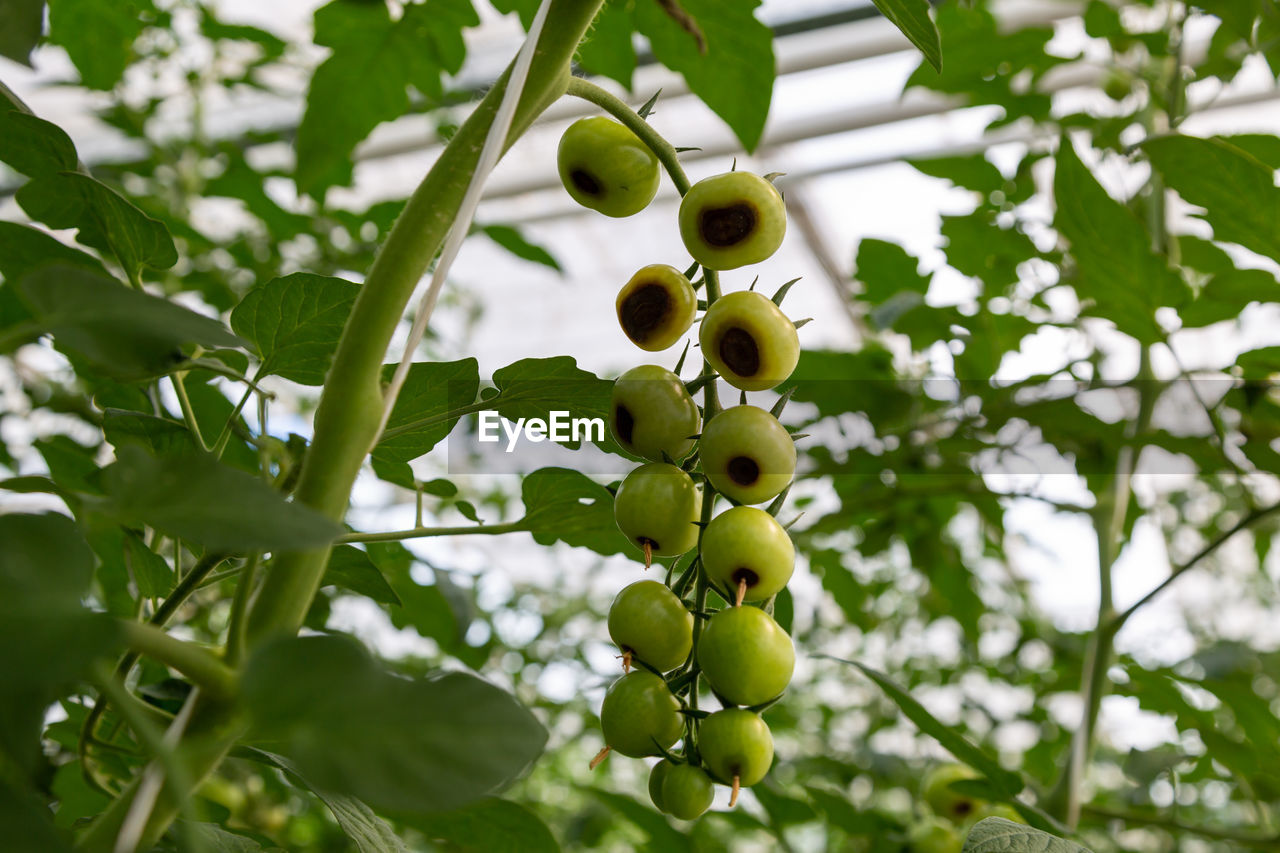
[[245, 0, 606, 648], [77, 6, 606, 850], [118, 621, 236, 699]]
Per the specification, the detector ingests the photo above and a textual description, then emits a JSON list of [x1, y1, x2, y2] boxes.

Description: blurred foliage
[[1, 0, 1280, 851]]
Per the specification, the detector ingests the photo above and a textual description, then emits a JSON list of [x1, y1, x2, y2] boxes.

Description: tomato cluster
[[558, 115, 803, 819]]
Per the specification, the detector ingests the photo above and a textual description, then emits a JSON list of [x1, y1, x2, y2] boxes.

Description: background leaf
[[870, 0, 941, 71], [241, 635, 548, 814], [230, 272, 360, 385]]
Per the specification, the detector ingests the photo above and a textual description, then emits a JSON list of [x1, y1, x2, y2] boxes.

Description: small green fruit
[[608, 580, 694, 672], [558, 117, 660, 217], [662, 764, 715, 820], [649, 759, 676, 812], [679, 172, 786, 270], [600, 670, 683, 758], [697, 709, 773, 797], [699, 290, 799, 391], [616, 265, 698, 351], [700, 406, 795, 505], [614, 463, 702, 563], [610, 365, 700, 462], [701, 506, 794, 602], [698, 606, 795, 707], [921, 763, 982, 822]]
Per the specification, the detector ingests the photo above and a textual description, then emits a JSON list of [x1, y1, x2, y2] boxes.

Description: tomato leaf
[[241, 634, 547, 814], [479, 225, 562, 272], [397, 798, 561, 853], [0, 0, 45, 67], [46, 0, 155, 90], [324, 545, 401, 607], [575, 0, 637, 89], [92, 446, 341, 551], [371, 359, 481, 489], [963, 818, 1093, 853], [517, 467, 632, 557], [230, 272, 360, 385], [16, 172, 178, 277], [1144, 135, 1280, 264], [15, 266, 240, 378], [294, 0, 480, 195], [634, 0, 774, 152], [0, 108, 78, 177], [870, 0, 941, 71], [823, 657, 1026, 798], [1053, 137, 1185, 342]]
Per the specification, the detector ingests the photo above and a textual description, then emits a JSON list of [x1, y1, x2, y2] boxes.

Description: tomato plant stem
[[337, 519, 527, 544], [117, 621, 236, 699]]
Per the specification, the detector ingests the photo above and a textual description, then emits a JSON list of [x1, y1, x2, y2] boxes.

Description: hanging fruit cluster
[[557, 113, 806, 819]]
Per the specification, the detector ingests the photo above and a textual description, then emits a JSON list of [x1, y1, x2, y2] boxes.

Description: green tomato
[[701, 506, 794, 602], [699, 290, 799, 391], [608, 580, 694, 672], [972, 803, 1026, 826], [906, 818, 962, 853], [921, 763, 981, 822], [662, 764, 715, 820], [700, 406, 795, 505], [616, 264, 698, 352], [697, 709, 773, 791], [614, 463, 702, 562], [678, 172, 787, 270], [558, 117, 660, 217], [600, 670, 683, 758], [698, 606, 794, 707], [610, 365, 700, 462], [649, 759, 676, 813]]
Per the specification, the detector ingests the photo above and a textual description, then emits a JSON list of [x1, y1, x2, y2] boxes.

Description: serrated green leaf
[[0, 108, 78, 177], [909, 154, 1005, 195], [0, 222, 109, 287], [1054, 138, 1184, 342], [325, 545, 401, 606], [963, 817, 1092, 853], [295, 0, 480, 195], [241, 634, 547, 814], [92, 445, 341, 551], [480, 224, 562, 272], [230, 272, 359, 385], [871, 0, 941, 71], [824, 658, 1025, 798], [124, 529, 174, 599], [368, 542, 466, 650], [0, 0, 45, 66], [16, 171, 178, 276], [1145, 135, 1280, 263], [490, 356, 620, 452], [634, 0, 774, 151], [516, 467, 631, 557], [372, 359, 480, 488], [0, 781, 75, 852], [165, 822, 281, 853], [855, 238, 931, 306], [0, 514, 122, 775], [16, 266, 241, 379], [102, 410, 197, 456], [248, 750, 409, 853], [46, 0, 154, 89], [399, 798, 560, 853], [576, 0, 637, 89]]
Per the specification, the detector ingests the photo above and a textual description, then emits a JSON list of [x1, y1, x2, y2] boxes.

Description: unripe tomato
[[662, 764, 715, 820], [608, 580, 693, 672], [558, 117, 660, 217], [679, 172, 786, 270], [698, 605, 795, 707], [616, 265, 697, 352], [610, 365, 700, 463], [701, 506, 794, 602], [700, 406, 795, 505], [699, 290, 799, 391], [697, 709, 773, 788], [614, 463, 702, 561], [600, 670, 683, 758]]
